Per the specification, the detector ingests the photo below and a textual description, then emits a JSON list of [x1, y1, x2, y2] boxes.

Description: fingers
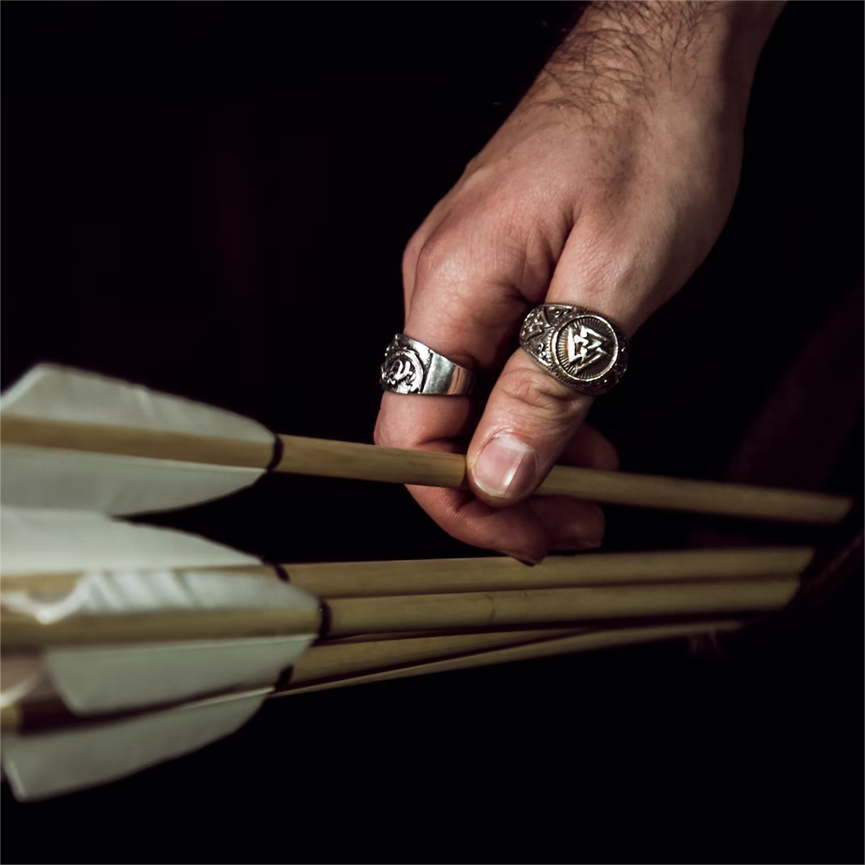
[[465, 231, 630, 508], [376, 394, 617, 561], [410, 487, 606, 562], [408, 484, 552, 565], [526, 497, 605, 552], [466, 349, 594, 504], [376, 201, 570, 558], [405, 423, 616, 560], [525, 423, 618, 553], [379, 182, 629, 560], [375, 395, 549, 562], [377, 205, 625, 559]]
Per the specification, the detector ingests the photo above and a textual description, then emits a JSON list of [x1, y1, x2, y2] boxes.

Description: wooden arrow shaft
[[1, 416, 852, 524], [1, 578, 798, 648], [0, 547, 814, 597]]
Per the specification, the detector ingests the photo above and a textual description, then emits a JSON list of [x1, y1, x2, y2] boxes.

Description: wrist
[[547, 1, 783, 126]]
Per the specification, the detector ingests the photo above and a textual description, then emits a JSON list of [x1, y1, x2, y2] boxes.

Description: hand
[[375, 1, 784, 563]]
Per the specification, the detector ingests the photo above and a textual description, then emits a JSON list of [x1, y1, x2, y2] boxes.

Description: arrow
[[0, 507, 802, 799], [0, 506, 323, 799], [0, 507, 319, 713], [2, 617, 748, 801], [1, 364, 853, 524], [0, 363, 832, 801]]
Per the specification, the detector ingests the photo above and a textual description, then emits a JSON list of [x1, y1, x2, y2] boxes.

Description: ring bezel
[[519, 304, 629, 396]]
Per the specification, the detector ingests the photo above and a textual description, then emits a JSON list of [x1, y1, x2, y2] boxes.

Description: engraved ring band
[[380, 334, 476, 396]]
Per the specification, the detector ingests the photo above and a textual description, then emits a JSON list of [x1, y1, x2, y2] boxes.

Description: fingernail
[[472, 435, 537, 500], [500, 549, 542, 566]]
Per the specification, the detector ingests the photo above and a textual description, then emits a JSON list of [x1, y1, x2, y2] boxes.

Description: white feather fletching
[[1, 508, 319, 713], [2, 688, 270, 801], [1, 506, 260, 574], [1, 364, 275, 514], [43, 637, 311, 714], [0, 368, 311, 801]]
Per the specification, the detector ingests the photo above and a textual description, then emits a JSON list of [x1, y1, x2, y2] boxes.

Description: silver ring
[[380, 334, 476, 396], [519, 304, 629, 396]]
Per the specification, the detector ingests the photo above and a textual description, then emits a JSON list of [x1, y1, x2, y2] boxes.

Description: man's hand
[[375, 1, 784, 563]]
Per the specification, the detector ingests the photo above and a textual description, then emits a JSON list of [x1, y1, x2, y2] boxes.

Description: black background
[[2, 3, 863, 863]]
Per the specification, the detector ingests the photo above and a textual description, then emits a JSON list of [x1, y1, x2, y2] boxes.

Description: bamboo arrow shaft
[[0, 548, 814, 597], [279, 620, 745, 697], [290, 628, 582, 684], [279, 434, 465, 487], [0, 608, 321, 649], [275, 437, 850, 524], [1, 415, 852, 524], [0, 622, 737, 734], [324, 579, 798, 636], [1, 579, 796, 648], [281, 547, 814, 597]]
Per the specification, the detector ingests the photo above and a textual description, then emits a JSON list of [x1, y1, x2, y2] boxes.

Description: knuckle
[[402, 230, 426, 279], [497, 366, 585, 426], [413, 231, 458, 287]]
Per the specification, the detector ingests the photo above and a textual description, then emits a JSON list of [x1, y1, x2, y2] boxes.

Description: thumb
[[466, 347, 596, 505], [466, 262, 632, 506]]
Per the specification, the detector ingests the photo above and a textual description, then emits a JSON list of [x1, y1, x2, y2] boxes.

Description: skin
[[375, 1, 786, 564]]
